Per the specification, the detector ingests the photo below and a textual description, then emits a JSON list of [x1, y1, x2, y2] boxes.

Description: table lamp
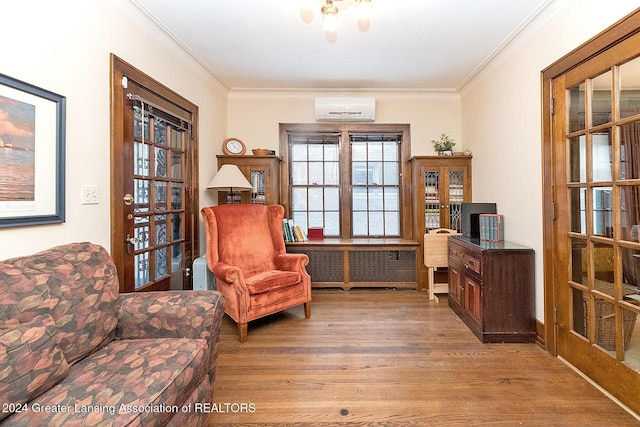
[[206, 164, 253, 204]]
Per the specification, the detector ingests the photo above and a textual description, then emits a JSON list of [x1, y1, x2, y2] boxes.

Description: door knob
[[125, 234, 139, 255], [126, 234, 139, 245], [123, 194, 134, 205]]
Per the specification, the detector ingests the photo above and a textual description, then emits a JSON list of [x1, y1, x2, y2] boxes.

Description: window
[[350, 134, 400, 236], [281, 123, 411, 239], [290, 133, 341, 236]]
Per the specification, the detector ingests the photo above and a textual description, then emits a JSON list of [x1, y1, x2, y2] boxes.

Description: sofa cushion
[[245, 270, 301, 294], [0, 265, 58, 326], [0, 315, 69, 421], [6, 337, 208, 426], [1, 243, 119, 365]]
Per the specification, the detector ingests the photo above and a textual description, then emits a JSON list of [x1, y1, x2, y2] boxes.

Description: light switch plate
[[81, 185, 99, 205]]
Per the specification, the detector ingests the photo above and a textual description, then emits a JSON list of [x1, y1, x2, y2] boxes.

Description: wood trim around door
[[109, 54, 200, 291], [541, 8, 640, 355]]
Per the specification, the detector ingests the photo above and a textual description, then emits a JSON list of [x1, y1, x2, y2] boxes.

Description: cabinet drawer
[[463, 253, 481, 274], [449, 244, 464, 262]]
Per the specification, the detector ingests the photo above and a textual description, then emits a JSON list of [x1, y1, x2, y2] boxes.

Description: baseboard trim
[[536, 319, 546, 349]]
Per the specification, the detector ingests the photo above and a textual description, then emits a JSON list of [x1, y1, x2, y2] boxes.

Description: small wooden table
[[423, 229, 459, 302]]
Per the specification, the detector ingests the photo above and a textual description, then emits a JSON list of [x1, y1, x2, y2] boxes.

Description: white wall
[[0, 0, 227, 260], [460, 0, 639, 320], [227, 93, 462, 156]]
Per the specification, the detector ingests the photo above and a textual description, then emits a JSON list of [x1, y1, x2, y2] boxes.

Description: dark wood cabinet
[[448, 236, 535, 343]]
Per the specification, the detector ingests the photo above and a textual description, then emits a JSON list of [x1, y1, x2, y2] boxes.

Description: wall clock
[[222, 137, 246, 155]]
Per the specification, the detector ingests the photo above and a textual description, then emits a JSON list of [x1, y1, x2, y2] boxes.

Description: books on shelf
[[479, 214, 504, 242], [425, 209, 440, 230], [282, 218, 308, 242]]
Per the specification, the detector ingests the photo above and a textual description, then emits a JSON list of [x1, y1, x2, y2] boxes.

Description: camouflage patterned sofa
[[0, 242, 225, 426]]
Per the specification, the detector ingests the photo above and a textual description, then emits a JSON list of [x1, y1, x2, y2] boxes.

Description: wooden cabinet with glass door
[[216, 155, 281, 205], [410, 156, 472, 291]]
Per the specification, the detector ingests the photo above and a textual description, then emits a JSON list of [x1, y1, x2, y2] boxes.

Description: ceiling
[[130, 0, 553, 92]]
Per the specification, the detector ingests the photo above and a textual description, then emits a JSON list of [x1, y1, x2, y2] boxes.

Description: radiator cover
[[289, 249, 344, 283], [349, 250, 416, 282], [289, 248, 416, 284]]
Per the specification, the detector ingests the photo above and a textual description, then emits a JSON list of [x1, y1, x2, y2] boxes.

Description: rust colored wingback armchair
[[201, 204, 311, 342]]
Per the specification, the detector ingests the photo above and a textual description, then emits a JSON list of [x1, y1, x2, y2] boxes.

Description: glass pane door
[[553, 43, 640, 411], [250, 169, 266, 204], [564, 65, 640, 365], [448, 169, 465, 232], [132, 105, 187, 290], [424, 170, 441, 231], [423, 167, 466, 232]]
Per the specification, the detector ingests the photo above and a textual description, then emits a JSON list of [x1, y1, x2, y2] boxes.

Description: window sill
[[286, 238, 419, 248]]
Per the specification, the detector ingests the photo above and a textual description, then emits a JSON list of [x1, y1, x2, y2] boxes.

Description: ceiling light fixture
[[303, 0, 373, 34], [355, 0, 372, 21], [321, 1, 339, 32]]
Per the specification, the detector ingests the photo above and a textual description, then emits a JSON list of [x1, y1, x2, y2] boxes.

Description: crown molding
[[458, 0, 570, 95], [108, 0, 230, 97], [227, 88, 460, 102]]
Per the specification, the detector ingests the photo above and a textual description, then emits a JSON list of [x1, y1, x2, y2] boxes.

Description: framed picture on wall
[[0, 74, 66, 228]]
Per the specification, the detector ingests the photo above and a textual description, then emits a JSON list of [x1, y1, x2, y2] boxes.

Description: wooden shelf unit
[[410, 156, 472, 291], [216, 155, 281, 205]]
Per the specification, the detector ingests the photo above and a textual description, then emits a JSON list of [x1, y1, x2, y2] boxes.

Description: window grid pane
[[133, 106, 187, 287], [350, 135, 401, 237], [288, 131, 403, 239], [289, 133, 340, 237]]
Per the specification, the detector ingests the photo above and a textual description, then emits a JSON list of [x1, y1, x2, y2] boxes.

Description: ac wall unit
[[192, 255, 216, 290], [315, 97, 375, 121]]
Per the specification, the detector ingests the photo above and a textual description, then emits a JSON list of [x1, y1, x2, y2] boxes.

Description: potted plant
[[431, 133, 455, 156]]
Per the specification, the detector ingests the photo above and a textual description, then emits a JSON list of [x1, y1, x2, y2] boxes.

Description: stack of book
[[282, 219, 308, 242], [479, 214, 504, 242]]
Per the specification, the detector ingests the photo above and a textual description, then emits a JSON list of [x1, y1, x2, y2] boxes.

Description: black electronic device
[[461, 202, 497, 238]]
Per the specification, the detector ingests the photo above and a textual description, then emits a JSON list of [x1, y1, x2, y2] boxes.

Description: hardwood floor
[[209, 289, 639, 426]]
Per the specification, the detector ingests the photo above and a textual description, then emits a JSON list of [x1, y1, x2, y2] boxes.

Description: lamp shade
[[206, 164, 253, 191]]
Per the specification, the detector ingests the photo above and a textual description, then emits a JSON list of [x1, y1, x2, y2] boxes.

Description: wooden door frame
[[109, 54, 200, 291], [541, 9, 640, 355]]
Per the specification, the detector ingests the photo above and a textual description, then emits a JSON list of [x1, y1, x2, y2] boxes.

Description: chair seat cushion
[[245, 270, 301, 294], [7, 337, 208, 426]]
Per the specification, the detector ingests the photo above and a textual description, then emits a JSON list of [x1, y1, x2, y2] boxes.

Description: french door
[[110, 55, 199, 293], [550, 30, 640, 414]]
